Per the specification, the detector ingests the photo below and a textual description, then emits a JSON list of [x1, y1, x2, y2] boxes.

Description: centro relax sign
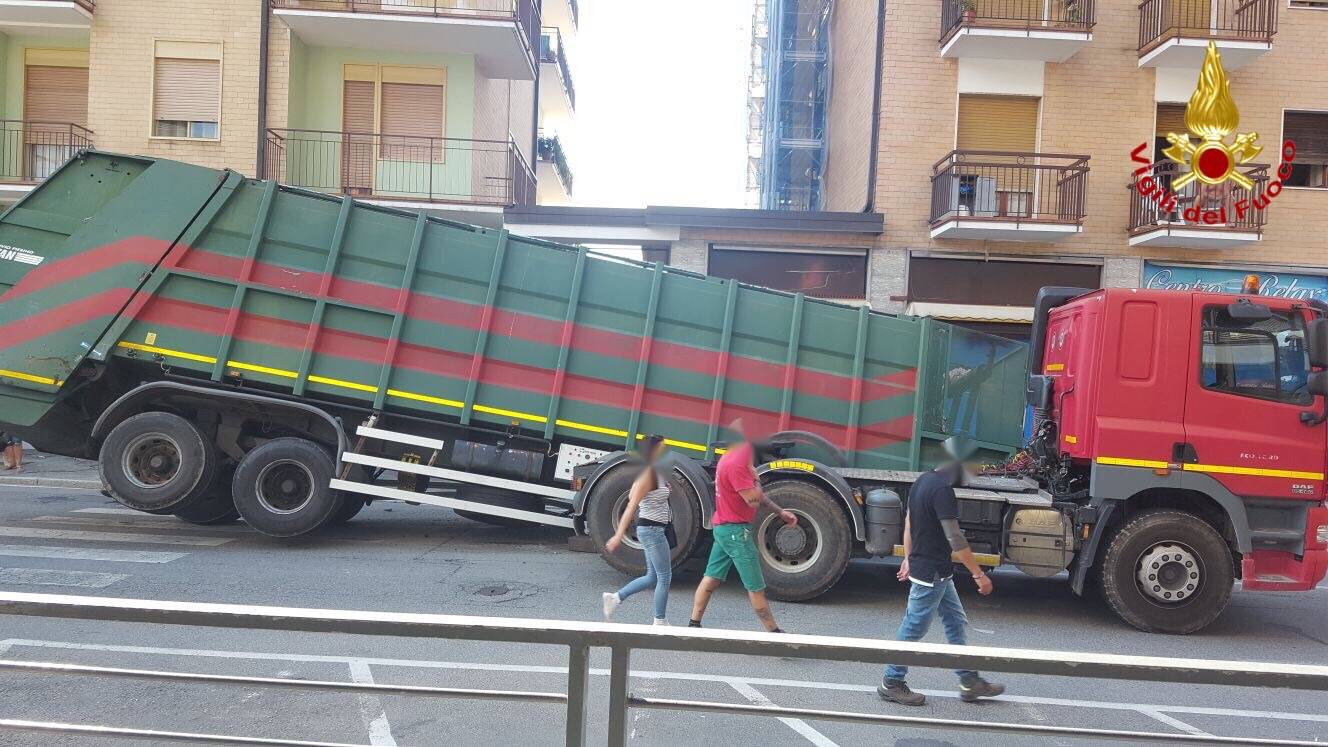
[[1129, 42, 1295, 224], [1144, 263, 1328, 302]]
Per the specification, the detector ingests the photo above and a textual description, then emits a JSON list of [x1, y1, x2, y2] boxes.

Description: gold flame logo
[[1163, 42, 1261, 189]]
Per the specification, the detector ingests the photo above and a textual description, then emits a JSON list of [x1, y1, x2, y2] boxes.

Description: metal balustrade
[[930, 150, 1091, 226], [941, 0, 1095, 42], [1128, 160, 1269, 235], [1138, 0, 1277, 53], [0, 121, 93, 185], [0, 592, 1326, 746]]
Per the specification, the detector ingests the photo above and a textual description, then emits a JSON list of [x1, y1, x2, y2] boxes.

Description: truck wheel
[[587, 464, 702, 575], [99, 412, 217, 513], [757, 480, 852, 602], [328, 495, 366, 525], [232, 438, 338, 538], [1098, 509, 1234, 634], [174, 466, 239, 525]]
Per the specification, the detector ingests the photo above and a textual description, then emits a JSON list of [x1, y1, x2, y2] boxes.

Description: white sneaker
[[602, 592, 621, 620], [652, 618, 670, 626]]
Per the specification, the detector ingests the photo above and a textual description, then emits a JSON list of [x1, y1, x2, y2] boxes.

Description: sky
[[565, 0, 753, 208]]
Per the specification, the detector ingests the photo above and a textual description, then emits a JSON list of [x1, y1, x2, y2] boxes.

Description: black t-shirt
[[906, 465, 961, 584]]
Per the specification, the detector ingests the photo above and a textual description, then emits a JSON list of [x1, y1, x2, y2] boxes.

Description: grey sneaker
[[959, 675, 1005, 702], [877, 679, 926, 706]]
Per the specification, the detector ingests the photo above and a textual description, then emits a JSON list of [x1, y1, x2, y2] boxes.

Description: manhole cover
[[463, 581, 539, 603], [475, 584, 511, 597]]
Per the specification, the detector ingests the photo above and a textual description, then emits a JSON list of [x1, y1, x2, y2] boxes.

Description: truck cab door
[[1182, 299, 1326, 501]]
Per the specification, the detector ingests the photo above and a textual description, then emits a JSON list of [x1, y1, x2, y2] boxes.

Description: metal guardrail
[[0, 120, 93, 185], [1128, 160, 1269, 235], [941, 0, 1095, 43], [540, 26, 576, 110], [930, 150, 1091, 226], [0, 592, 1326, 746], [1138, 0, 1278, 52]]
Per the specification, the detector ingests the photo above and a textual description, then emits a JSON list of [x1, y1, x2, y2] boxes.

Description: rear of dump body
[[0, 152, 1027, 468]]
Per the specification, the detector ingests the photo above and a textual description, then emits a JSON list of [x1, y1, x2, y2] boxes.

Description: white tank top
[[637, 469, 672, 524]]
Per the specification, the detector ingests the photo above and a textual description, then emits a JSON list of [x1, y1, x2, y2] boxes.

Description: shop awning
[[906, 302, 1034, 324]]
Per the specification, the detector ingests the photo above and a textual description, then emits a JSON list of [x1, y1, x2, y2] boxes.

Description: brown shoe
[[877, 679, 926, 706], [959, 675, 1005, 702]]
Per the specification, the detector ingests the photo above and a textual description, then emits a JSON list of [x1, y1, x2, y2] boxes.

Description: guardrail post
[[564, 643, 590, 747], [606, 645, 631, 747]]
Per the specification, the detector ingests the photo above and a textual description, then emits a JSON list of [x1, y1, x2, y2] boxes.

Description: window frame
[[1279, 108, 1328, 191], [149, 40, 222, 143], [341, 64, 448, 164], [1288, 0, 1328, 10], [1198, 304, 1313, 406]]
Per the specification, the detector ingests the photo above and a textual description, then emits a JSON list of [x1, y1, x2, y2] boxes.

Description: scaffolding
[[748, 0, 830, 211]]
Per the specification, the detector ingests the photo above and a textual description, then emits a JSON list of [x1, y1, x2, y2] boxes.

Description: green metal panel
[[0, 152, 1030, 467]]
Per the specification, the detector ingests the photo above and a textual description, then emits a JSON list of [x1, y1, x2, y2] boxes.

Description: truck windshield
[[1200, 306, 1312, 405]]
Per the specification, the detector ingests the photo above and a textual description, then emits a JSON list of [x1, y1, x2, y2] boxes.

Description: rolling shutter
[[153, 58, 220, 124], [342, 80, 375, 194], [957, 95, 1039, 152], [1156, 103, 1188, 137], [24, 65, 88, 148], [1285, 111, 1328, 164], [379, 82, 445, 161]]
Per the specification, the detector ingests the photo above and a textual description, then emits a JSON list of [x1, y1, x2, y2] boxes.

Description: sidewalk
[[0, 449, 101, 490]]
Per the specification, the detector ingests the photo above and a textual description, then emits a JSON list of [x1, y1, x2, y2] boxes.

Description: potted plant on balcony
[[1061, 0, 1082, 26], [960, 0, 977, 23]]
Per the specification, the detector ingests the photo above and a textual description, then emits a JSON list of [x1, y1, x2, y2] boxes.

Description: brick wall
[[867, 0, 1328, 303], [89, 0, 263, 175], [821, 0, 878, 212]]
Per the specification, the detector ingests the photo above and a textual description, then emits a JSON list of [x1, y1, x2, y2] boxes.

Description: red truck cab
[[1029, 285, 1328, 632]]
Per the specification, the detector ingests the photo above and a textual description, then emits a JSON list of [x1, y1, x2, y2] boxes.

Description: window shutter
[[1285, 112, 1328, 164], [957, 95, 1039, 152], [380, 82, 445, 161], [24, 65, 88, 144], [1156, 104, 1188, 137], [153, 58, 220, 124], [341, 80, 375, 194]]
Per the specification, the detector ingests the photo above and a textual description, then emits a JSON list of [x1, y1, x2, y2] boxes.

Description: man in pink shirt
[[688, 419, 797, 632]]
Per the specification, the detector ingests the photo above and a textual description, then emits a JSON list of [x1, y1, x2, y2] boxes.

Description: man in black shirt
[[878, 442, 1005, 706]]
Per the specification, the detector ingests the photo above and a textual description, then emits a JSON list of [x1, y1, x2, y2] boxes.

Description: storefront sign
[[1144, 262, 1328, 302]]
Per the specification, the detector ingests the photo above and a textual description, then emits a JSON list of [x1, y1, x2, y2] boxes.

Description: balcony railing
[[537, 134, 573, 194], [270, 0, 540, 62], [941, 0, 1095, 42], [263, 128, 534, 208], [0, 121, 93, 185], [1138, 0, 1277, 53], [540, 26, 576, 110], [930, 150, 1090, 226], [1128, 161, 1268, 235]]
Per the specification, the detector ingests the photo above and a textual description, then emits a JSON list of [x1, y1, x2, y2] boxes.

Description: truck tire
[[1098, 509, 1234, 634], [328, 495, 367, 525], [174, 466, 240, 525], [587, 464, 702, 575], [99, 412, 218, 513], [232, 438, 338, 538], [756, 480, 853, 602]]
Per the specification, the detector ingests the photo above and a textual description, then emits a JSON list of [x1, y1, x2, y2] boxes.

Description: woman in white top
[[602, 435, 673, 625]]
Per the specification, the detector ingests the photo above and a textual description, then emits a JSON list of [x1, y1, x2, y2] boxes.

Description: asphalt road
[[0, 484, 1324, 747]]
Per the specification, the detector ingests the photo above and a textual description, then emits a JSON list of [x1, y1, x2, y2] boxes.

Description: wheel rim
[[255, 459, 316, 515], [609, 491, 643, 550], [1135, 541, 1202, 604], [757, 509, 823, 574], [121, 433, 183, 490]]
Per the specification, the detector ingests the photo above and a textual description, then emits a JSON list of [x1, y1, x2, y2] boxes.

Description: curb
[[0, 476, 102, 490]]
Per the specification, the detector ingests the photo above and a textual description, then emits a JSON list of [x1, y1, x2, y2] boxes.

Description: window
[[908, 257, 1101, 306], [341, 65, 446, 163], [152, 42, 221, 140], [1283, 111, 1328, 188], [1289, 0, 1327, 8], [707, 246, 868, 299], [1200, 306, 1312, 405], [955, 95, 1040, 217]]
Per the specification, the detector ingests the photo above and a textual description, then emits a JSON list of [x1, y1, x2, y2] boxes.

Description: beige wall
[[88, 0, 263, 175], [868, 0, 1328, 284], [821, 0, 878, 212]]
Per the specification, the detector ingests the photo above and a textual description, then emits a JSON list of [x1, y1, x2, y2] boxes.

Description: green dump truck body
[[0, 152, 1026, 468]]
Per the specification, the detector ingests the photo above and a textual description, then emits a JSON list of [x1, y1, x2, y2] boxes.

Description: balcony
[[929, 151, 1089, 241], [0, 120, 93, 201], [1128, 161, 1268, 247], [262, 129, 534, 223], [269, 0, 539, 80], [535, 134, 572, 205], [542, 0, 576, 34], [940, 0, 1093, 62], [0, 0, 93, 33], [1138, 0, 1276, 69], [539, 27, 576, 120]]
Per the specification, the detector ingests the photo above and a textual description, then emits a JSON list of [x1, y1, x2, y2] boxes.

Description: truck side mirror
[[1301, 371, 1328, 426], [1307, 318, 1328, 368], [1226, 299, 1272, 321]]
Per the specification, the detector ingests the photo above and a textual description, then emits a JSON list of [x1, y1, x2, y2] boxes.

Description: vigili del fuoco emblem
[[1162, 41, 1261, 190]]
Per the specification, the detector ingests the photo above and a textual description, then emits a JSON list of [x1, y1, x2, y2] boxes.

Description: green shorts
[[705, 523, 766, 592]]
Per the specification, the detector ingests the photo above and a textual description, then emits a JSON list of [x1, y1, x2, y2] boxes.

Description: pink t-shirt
[[713, 442, 758, 525]]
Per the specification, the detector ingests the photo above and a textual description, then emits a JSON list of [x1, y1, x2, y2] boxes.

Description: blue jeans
[[615, 525, 672, 620], [883, 578, 977, 682]]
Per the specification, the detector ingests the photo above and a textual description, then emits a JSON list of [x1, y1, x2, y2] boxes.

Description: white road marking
[[28, 516, 248, 533], [348, 660, 397, 747], [0, 546, 186, 563], [729, 680, 840, 747], [1141, 709, 1214, 737], [6, 639, 1326, 727], [73, 508, 155, 517], [0, 567, 127, 589], [0, 526, 231, 547]]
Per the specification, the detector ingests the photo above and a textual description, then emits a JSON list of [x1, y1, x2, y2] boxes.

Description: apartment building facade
[[750, 0, 1327, 341], [0, 0, 576, 224]]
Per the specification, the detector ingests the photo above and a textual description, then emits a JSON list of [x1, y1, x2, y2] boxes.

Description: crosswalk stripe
[[0, 545, 186, 563], [0, 527, 231, 547], [28, 516, 247, 533], [0, 567, 128, 588]]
